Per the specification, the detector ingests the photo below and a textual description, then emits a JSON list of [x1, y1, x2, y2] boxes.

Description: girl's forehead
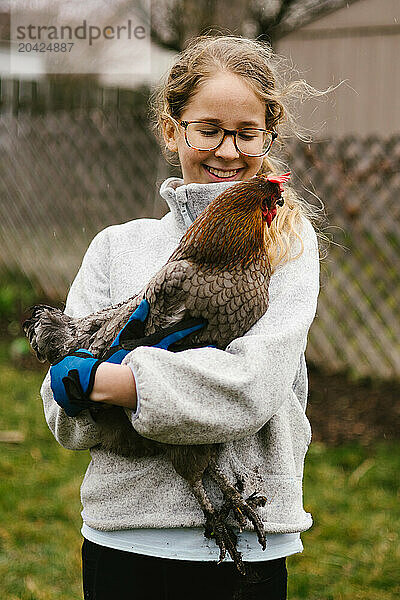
[[182, 71, 266, 125]]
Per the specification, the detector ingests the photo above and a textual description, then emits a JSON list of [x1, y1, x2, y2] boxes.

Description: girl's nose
[[214, 134, 240, 160]]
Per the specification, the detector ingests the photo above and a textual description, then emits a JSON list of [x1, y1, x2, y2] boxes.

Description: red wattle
[[266, 207, 277, 227]]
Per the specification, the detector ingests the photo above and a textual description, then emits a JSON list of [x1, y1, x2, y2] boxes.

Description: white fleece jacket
[[40, 177, 320, 533]]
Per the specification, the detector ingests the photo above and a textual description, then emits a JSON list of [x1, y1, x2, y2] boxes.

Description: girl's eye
[[238, 131, 259, 141], [199, 129, 219, 137], [191, 123, 220, 137]]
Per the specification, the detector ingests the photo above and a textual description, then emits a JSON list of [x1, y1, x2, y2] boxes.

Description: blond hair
[[151, 35, 326, 269]]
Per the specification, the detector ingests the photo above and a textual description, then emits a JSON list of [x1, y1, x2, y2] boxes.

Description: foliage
[[0, 271, 48, 364], [0, 271, 39, 325], [0, 350, 398, 599], [149, 0, 359, 51]]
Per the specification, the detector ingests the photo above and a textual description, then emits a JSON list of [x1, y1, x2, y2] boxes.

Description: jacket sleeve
[[40, 228, 112, 450], [124, 217, 320, 445]]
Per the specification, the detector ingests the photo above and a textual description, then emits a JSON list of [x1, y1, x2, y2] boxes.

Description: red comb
[[266, 172, 291, 190]]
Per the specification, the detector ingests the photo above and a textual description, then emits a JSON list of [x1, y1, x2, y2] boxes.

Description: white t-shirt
[[82, 523, 303, 562]]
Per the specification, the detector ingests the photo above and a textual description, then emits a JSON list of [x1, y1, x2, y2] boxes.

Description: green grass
[[0, 354, 90, 600], [288, 441, 399, 599], [0, 347, 399, 599]]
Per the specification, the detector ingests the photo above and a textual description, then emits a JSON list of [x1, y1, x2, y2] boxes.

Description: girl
[[41, 35, 320, 599]]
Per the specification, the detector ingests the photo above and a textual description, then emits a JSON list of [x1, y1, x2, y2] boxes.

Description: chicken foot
[[190, 479, 246, 575], [208, 459, 267, 552]]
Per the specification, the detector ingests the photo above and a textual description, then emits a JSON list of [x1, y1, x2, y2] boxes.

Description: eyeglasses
[[175, 119, 277, 157]]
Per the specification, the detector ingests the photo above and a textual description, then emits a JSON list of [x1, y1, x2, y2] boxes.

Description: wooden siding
[[276, 0, 400, 137]]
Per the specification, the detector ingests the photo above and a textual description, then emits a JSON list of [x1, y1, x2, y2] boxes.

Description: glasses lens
[[186, 122, 224, 150], [236, 130, 274, 156], [185, 123, 274, 156]]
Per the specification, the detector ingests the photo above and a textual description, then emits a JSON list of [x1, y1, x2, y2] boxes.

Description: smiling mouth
[[203, 165, 242, 179]]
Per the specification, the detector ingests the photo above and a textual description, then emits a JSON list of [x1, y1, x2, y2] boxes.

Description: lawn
[[0, 350, 399, 599]]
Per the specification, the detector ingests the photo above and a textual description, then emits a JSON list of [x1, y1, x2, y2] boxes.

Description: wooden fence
[[0, 76, 150, 115], [0, 106, 399, 379], [0, 110, 171, 295], [286, 136, 400, 378]]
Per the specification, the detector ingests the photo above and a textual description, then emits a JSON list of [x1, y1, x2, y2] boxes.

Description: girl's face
[[164, 72, 266, 185]]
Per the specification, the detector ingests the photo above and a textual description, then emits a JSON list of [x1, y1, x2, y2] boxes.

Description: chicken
[[23, 173, 290, 574]]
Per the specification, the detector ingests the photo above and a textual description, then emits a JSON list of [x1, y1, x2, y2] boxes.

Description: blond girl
[[42, 35, 320, 600]]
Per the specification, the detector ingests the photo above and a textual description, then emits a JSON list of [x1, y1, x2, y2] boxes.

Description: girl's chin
[[201, 164, 244, 182]]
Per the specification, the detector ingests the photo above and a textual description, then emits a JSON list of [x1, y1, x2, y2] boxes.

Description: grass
[[0, 344, 399, 599], [0, 351, 90, 600], [288, 441, 399, 599]]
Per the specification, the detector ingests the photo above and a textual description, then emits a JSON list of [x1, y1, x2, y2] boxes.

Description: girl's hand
[[50, 299, 207, 416], [49, 299, 151, 416], [50, 350, 137, 414], [50, 349, 103, 416]]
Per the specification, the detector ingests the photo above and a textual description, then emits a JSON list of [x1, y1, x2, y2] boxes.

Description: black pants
[[82, 539, 287, 600]]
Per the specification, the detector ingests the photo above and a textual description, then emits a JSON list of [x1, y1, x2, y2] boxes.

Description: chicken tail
[[23, 304, 75, 364]]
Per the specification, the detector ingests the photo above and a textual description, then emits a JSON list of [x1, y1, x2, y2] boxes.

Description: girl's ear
[[162, 118, 179, 153]]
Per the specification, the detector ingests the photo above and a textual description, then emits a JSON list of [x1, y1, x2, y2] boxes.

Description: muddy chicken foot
[[190, 480, 245, 575], [208, 460, 267, 551]]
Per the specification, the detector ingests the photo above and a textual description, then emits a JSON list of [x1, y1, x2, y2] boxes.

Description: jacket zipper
[[176, 190, 196, 228]]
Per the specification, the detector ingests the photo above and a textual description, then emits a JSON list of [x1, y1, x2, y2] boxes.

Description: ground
[[307, 364, 400, 446]]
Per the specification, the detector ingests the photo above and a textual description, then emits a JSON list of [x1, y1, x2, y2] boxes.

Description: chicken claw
[[204, 506, 245, 575], [208, 460, 267, 551], [190, 479, 245, 574]]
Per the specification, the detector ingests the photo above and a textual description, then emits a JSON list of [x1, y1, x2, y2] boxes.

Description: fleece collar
[[159, 177, 238, 235]]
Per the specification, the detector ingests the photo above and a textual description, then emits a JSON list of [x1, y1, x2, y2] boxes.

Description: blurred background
[[0, 1, 399, 599]]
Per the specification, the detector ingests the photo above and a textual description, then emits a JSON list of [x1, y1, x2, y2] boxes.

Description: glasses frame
[[176, 119, 278, 157]]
